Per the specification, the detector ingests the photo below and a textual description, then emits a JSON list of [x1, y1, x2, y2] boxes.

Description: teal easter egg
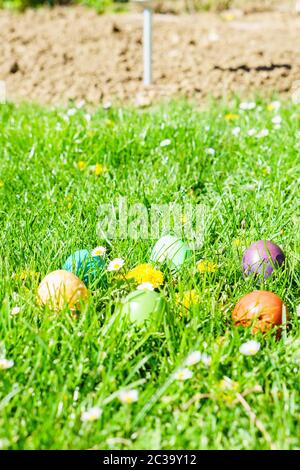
[[150, 235, 192, 272], [118, 290, 166, 326], [64, 249, 104, 285]]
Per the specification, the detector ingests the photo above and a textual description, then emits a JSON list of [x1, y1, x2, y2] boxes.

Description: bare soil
[[0, 5, 300, 106]]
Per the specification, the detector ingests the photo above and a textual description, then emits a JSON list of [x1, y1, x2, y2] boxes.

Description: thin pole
[[143, 7, 152, 86]]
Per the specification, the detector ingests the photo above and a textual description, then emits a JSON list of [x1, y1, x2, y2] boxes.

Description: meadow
[[0, 98, 299, 450]]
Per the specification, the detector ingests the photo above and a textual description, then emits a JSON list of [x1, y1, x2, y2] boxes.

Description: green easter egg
[[118, 290, 166, 326], [150, 235, 192, 272], [64, 249, 105, 285]]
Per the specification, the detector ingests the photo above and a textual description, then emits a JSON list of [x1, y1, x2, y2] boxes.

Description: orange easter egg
[[232, 290, 285, 334], [38, 270, 88, 312]]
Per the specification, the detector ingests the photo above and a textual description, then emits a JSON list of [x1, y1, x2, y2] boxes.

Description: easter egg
[[37, 270, 88, 312], [64, 249, 104, 285], [150, 235, 192, 272], [118, 290, 166, 326], [242, 240, 285, 279], [232, 290, 285, 334]]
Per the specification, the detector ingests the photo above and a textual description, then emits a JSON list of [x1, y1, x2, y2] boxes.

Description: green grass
[[0, 98, 299, 450]]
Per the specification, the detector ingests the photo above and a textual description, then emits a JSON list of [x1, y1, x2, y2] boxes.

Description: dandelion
[[81, 406, 102, 422], [185, 351, 202, 366], [160, 139, 171, 147], [126, 264, 164, 288], [174, 368, 193, 381], [118, 389, 139, 404], [197, 260, 217, 273], [11, 306, 21, 316], [136, 282, 155, 291], [91, 246, 106, 257], [89, 163, 108, 176], [176, 290, 200, 311], [239, 102, 256, 110], [0, 358, 14, 370], [205, 147, 216, 156], [232, 127, 241, 136], [224, 113, 239, 120], [77, 160, 87, 170], [256, 129, 269, 138], [107, 258, 124, 272], [272, 115, 282, 125], [239, 340, 261, 356]]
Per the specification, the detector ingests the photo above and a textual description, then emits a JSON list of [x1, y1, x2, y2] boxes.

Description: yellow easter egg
[[37, 270, 88, 312]]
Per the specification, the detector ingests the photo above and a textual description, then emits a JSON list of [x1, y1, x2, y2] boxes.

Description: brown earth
[[0, 5, 300, 106]]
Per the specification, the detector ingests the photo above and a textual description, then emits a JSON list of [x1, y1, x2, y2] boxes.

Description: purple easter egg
[[242, 240, 285, 279]]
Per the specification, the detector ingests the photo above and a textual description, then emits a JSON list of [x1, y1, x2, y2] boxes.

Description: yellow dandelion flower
[[94, 163, 108, 176], [77, 160, 87, 171], [13, 270, 40, 281], [176, 289, 200, 311], [126, 263, 164, 288], [197, 260, 217, 273], [215, 376, 240, 404], [224, 113, 239, 121]]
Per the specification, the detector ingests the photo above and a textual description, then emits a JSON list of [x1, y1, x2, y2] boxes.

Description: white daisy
[[91, 246, 106, 257], [103, 101, 112, 110], [11, 306, 21, 316], [136, 282, 155, 291], [232, 127, 241, 136], [67, 108, 77, 117], [185, 351, 202, 366], [174, 368, 193, 381], [118, 389, 139, 404], [205, 148, 216, 156], [239, 340, 261, 356], [239, 102, 256, 110], [160, 139, 171, 147], [81, 406, 102, 422], [76, 100, 85, 109], [0, 358, 14, 370], [201, 352, 212, 367], [270, 101, 281, 111], [272, 115, 282, 125], [256, 129, 269, 138], [107, 258, 124, 272]]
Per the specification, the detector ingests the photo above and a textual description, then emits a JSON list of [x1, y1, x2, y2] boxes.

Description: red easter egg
[[232, 290, 285, 334]]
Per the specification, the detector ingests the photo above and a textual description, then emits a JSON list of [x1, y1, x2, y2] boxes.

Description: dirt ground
[[0, 4, 300, 106]]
